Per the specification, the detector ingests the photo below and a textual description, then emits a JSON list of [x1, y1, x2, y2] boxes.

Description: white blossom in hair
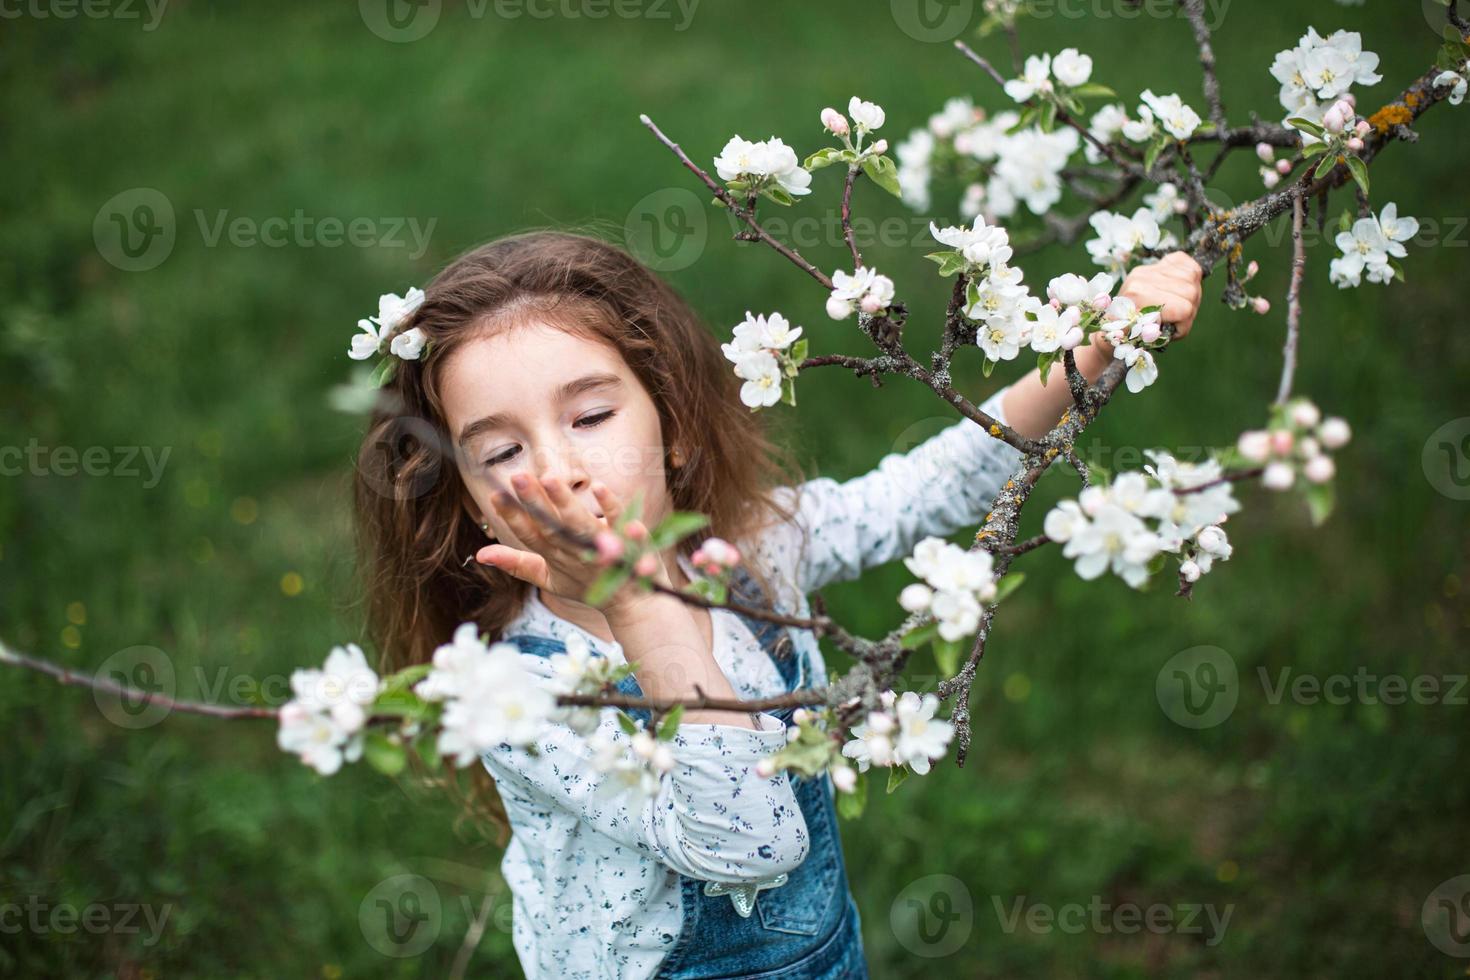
[[347, 286, 428, 386]]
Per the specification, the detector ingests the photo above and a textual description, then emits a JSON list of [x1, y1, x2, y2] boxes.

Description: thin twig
[[1276, 189, 1307, 405]]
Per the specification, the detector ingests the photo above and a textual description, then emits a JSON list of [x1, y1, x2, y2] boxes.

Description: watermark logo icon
[[360, 0, 441, 42], [1423, 418, 1470, 500], [890, 0, 973, 42], [360, 874, 442, 957], [94, 188, 175, 272], [1157, 645, 1238, 729], [890, 873, 973, 957], [92, 646, 175, 729], [1423, 874, 1470, 957], [624, 188, 707, 272]]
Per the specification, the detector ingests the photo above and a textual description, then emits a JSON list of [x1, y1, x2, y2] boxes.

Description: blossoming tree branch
[[5, 5, 1466, 813]]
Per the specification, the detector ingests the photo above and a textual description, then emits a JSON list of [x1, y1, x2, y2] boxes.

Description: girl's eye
[[482, 412, 616, 468]]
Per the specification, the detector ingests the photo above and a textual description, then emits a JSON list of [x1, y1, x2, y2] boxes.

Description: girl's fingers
[[476, 543, 549, 589], [492, 488, 547, 551], [591, 481, 623, 527], [538, 474, 598, 537]]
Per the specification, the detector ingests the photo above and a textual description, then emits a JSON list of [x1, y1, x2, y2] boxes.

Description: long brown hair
[[352, 229, 805, 840]]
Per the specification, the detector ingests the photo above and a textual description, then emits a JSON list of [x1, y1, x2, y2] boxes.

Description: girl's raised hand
[[475, 475, 671, 609]]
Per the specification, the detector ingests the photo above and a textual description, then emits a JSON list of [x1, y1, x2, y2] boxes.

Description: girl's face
[[439, 320, 674, 551]]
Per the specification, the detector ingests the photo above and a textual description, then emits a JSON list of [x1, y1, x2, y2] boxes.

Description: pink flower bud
[[1060, 326, 1085, 350], [1298, 436, 1322, 459], [1322, 103, 1347, 133], [625, 522, 649, 542], [1252, 297, 1271, 315], [690, 548, 706, 567], [1303, 454, 1335, 484], [1262, 170, 1281, 189], [1276, 159, 1293, 175], [1346, 137, 1364, 152], [1255, 142, 1275, 164], [821, 107, 849, 135], [1180, 559, 1202, 583], [755, 758, 777, 779], [1270, 429, 1295, 456], [1237, 429, 1271, 463], [1246, 260, 1259, 280], [634, 553, 658, 577], [793, 708, 811, 725], [826, 296, 853, 320], [860, 294, 883, 314], [870, 138, 889, 155], [1355, 120, 1371, 137], [831, 765, 857, 793], [1049, 297, 1063, 310], [1289, 400, 1321, 429], [1091, 291, 1113, 309], [593, 531, 625, 566], [1342, 92, 1357, 109], [1138, 320, 1161, 343]]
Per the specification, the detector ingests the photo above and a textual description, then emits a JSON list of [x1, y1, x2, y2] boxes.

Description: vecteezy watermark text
[[0, 441, 170, 488], [993, 895, 1233, 946]]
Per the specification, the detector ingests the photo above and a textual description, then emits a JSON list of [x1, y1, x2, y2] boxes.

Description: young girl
[[353, 230, 1202, 978]]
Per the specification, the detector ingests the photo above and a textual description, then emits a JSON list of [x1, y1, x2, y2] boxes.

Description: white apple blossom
[[376, 287, 426, 333], [713, 135, 812, 198], [1139, 90, 1203, 140], [894, 128, 936, 211], [1434, 70, 1467, 106], [290, 643, 380, 735], [1116, 343, 1159, 393], [1052, 48, 1093, 88], [1047, 272, 1114, 309], [733, 350, 784, 409], [389, 326, 427, 361], [1004, 53, 1053, 102], [930, 216, 1013, 270], [1143, 182, 1187, 222], [848, 96, 886, 133], [349, 318, 387, 360], [828, 266, 896, 320], [1086, 207, 1175, 275], [1086, 103, 1129, 163], [891, 692, 955, 775], [901, 537, 998, 642], [928, 96, 979, 138], [277, 701, 364, 776]]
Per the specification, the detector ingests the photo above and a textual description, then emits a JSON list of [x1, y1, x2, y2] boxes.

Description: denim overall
[[504, 565, 868, 979]]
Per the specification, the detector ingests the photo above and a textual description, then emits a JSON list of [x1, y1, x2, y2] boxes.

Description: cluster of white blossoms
[[349, 287, 427, 363], [1002, 48, 1096, 103], [899, 536, 998, 642], [1271, 28, 1382, 139], [713, 135, 812, 202], [1086, 207, 1179, 276], [893, 98, 1079, 220], [719, 310, 807, 409], [414, 623, 557, 766], [1329, 203, 1419, 288], [1123, 90, 1204, 142], [1236, 399, 1351, 491], [277, 644, 383, 775], [840, 690, 956, 776], [1045, 453, 1241, 588], [587, 725, 676, 808], [826, 266, 897, 321]]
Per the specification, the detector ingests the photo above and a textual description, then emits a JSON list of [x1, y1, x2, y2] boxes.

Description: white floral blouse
[[481, 386, 1020, 979]]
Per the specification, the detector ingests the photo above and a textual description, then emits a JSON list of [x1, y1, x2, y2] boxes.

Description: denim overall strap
[[502, 574, 868, 979]]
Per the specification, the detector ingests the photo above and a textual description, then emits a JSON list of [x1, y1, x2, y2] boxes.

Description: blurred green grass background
[[2, 0, 1467, 976]]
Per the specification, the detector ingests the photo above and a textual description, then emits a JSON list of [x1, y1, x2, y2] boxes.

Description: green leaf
[[1314, 154, 1338, 180], [982, 357, 996, 378], [1287, 117, 1326, 139], [585, 566, 633, 607], [1390, 258, 1406, 283], [369, 357, 397, 388], [993, 571, 1026, 604], [762, 185, 795, 207], [933, 638, 962, 677], [900, 621, 939, 651], [1338, 209, 1353, 234], [1301, 141, 1328, 159], [1143, 137, 1165, 174], [1070, 83, 1116, 98], [790, 338, 809, 363], [1035, 350, 1057, 386], [860, 154, 903, 198], [657, 704, 685, 741], [803, 147, 850, 170], [416, 732, 441, 772], [616, 711, 639, 737], [781, 375, 798, 407], [925, 250, 968, 277], [886, 764, 912, 794], [1303, 481, 1335, 526], [363, 732, 407, 777], [379, 663, 432, 694], [836, 770, 868, 819], [1038, 99, 1057, 133], [1345, 155, 1369, 196], [651, 511, 710, 545]]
